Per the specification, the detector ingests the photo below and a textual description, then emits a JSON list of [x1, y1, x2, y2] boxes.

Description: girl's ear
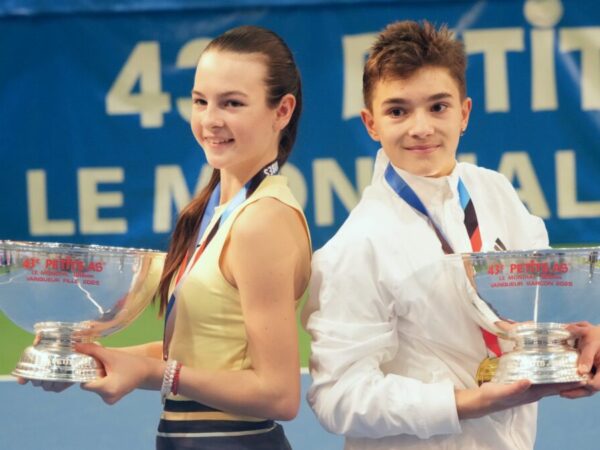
[[274, 94, 296, 131]]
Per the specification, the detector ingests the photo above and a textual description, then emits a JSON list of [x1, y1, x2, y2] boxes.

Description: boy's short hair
[[363, 20, 467, 108]]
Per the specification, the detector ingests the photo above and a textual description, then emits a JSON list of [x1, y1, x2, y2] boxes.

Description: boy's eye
[[431, 103, 448, 113], [388, 108, 405, 117]]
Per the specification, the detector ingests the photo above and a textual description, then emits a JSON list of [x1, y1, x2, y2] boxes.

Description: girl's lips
[[204, 137, 234, 144]]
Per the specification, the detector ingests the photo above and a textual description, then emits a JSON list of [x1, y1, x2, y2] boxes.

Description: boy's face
[[361, 66, 471, 178]]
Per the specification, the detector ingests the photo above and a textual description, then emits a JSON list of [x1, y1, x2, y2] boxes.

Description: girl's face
[[191, 50, 287, 178]]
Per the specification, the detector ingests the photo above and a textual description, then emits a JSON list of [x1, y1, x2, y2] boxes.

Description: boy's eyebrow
[[428, 92, 453, 101], [381, 98, 409, 106], [381, 92, 454, 106]]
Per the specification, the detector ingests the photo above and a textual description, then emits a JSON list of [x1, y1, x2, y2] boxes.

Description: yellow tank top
[[166, 175, 309, 375]]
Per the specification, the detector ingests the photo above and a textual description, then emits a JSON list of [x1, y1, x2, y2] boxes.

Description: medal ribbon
[[457, 178, 502, 357], [162, 160, 279, 360], [384, 163, 502, 358]]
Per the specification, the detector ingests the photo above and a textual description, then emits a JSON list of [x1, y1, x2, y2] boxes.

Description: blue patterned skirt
[[156, 399, 292, 450]]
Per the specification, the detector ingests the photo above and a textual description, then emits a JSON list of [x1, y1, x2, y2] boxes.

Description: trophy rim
[[33, 321, 93, 332], [445, 246, 600, 260], [0, 240, 165, 257]]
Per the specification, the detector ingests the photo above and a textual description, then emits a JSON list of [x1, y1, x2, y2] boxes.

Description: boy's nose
[[408, 111, 434, 138]]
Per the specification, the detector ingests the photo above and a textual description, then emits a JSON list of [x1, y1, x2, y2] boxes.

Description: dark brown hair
[[157, 26, 302, 313], [363, 20, 467, 109]]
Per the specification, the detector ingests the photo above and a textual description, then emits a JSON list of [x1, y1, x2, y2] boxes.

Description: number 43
[[105, 39, 210, 128]]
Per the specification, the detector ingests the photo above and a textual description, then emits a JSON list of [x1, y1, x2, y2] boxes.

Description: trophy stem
[[492, 322, 587, 384], [12, 321, 105, 382]]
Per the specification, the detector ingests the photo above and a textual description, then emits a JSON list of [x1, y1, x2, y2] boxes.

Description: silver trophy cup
[[448, 248, 600, 384], [0, 241, 165, 382]]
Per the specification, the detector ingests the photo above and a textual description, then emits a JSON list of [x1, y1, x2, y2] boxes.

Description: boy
[[303, 20, 597, 449]]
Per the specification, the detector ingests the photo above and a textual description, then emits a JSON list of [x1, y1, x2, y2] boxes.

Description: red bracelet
[[171, 362, 183, 396]]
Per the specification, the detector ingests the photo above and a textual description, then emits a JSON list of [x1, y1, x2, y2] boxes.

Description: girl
[[26, 26, 310, 450]]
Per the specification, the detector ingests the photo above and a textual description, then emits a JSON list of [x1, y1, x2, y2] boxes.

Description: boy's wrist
[[455, 387, 483, 420]]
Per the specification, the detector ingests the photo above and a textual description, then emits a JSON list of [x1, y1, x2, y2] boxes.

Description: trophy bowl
[[448, 248, 600, 384], [0, 240, 165, 382]]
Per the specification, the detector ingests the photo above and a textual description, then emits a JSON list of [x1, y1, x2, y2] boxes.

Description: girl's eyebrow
[[191, 89, 248, 98]]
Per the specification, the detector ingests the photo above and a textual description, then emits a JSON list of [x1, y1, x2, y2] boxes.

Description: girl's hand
[[76, 343, 163, 405], [16, 376, 73, 393], [560, 322, 600, 399]]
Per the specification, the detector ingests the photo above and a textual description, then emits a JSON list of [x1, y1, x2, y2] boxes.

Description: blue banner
[[0, 0, 438, 17], [1, 0, 599, 251]]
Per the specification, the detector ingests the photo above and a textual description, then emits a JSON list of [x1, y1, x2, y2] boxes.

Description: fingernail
[[579, 364, 590, 373]]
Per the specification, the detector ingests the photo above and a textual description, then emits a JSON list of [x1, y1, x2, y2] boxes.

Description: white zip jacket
[[303, 150, 549, 450]]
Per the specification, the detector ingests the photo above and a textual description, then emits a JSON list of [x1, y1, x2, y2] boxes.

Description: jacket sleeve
[[302, 237, 462, 439]]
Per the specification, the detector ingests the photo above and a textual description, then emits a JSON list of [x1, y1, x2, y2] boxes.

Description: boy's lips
[[404, 144, 440, 153]]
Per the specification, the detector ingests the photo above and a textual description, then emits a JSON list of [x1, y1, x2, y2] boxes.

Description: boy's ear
[[360, 108, 380, 142], [461, 97, 472, 132]]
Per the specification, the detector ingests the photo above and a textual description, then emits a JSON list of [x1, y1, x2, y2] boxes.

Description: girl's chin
[[202, 153, 231, 169]]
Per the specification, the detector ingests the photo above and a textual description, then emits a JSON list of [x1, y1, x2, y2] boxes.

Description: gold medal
[[476, 357, 499, 386]]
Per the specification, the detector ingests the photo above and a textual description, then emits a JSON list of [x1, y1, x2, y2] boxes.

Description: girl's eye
[[193, 98, 207, 106], [225, 100, 244, 107]]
